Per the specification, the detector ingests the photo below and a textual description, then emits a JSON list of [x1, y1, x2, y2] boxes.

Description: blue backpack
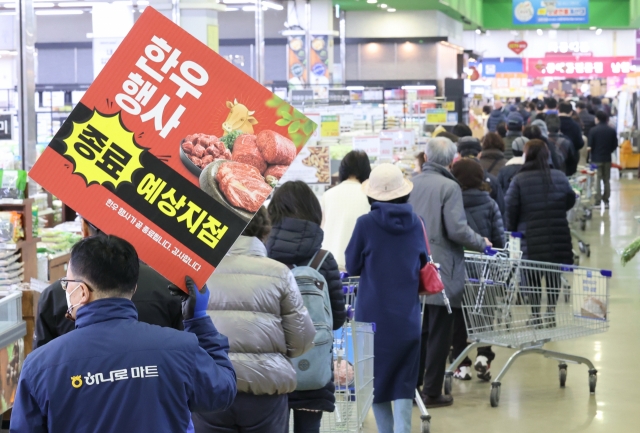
[[289, 250, 334, 391]]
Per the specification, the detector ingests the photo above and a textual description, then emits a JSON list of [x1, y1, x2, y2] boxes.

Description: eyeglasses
[[60, 278, 94, 292]]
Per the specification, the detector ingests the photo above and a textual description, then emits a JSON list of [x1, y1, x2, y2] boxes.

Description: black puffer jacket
[[504, 168, 576, 264], [559, 116, 585, 175], [266, 217, 346, 412], [462, 189, 505, 248]]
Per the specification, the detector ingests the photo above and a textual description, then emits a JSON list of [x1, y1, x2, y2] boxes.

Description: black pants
[[451, 308, 472, 367], [417, 304, 454, 397], [192, 393, 288, 433], [288, 410, 322, 433], [527, 270, 561, 316]]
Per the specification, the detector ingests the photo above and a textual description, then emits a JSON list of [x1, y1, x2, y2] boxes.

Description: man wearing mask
[[34, 218, 182, 348], [11, 235, 236, 432]]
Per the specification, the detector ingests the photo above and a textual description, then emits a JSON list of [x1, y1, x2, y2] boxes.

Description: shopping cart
[[568, 168, 597, 259], [336, 277, 433, 433], [308, 277, 374, 433], [445, 250, 611, 408]]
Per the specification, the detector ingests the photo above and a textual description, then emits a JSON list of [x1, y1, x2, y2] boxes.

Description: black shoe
[[423, 394, 454, 408], [604, 202, 610, 209]]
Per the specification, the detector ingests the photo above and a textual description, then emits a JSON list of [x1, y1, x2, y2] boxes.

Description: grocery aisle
[[361, 176, 640, 433]]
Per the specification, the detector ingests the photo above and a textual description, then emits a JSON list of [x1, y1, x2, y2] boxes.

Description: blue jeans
[[371, 399, 412, 433]]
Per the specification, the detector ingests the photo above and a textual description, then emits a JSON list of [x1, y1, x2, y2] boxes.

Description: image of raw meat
[[206, 140, 232, 160], [231, 135, 267, 174], [181, 133, 232, 172], [264, 165, 289, 180], [256, 130, 296, 165], [216, 161, 272, 213]]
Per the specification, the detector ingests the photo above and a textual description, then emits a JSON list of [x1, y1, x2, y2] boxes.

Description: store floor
[[361, 175, 640, 433]]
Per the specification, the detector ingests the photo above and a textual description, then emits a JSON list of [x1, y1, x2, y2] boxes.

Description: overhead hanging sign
[[513, 0, 589, 25], [526, 56, 635, 78], [28, 8, 316, 291], [507, 40, 528, 55]]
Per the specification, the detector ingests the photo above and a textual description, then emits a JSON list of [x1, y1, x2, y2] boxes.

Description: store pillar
[[179, 0, 224, 53], [16, 0, 36, 174]]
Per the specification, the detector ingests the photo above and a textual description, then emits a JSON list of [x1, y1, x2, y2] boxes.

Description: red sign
[[507, 41, 528, 55], [526, 56, 636, 78], [29, 8, 315, 291]]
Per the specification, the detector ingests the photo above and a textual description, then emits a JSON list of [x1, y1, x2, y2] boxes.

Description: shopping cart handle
[[484, 246, 499, 256], [509, 232, 523, 239], [346, 306, 354, 320], [340, 272, 350, 280]]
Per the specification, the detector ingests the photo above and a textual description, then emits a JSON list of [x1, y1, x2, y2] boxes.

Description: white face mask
[[65, 284, 82, 321]]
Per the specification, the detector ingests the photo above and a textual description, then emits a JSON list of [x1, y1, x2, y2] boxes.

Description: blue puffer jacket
[[487, 109, 507, 132], [10, 298, 237, 433]]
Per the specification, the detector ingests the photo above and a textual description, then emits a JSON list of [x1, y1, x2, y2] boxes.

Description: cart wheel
[[580, 220, 586, 231], [559, 367, 567, 388], [421, 420, 431, 433], [490, 383, 501, 408], [444, 375, 452, 396], [589, 374, 597, 394]]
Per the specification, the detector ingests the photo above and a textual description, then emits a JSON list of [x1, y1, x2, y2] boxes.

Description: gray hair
[[427, 137, 457, 167]]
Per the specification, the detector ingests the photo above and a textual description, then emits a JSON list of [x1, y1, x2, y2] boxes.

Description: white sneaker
[[474, 356, 492, 381], [453, 366, 472, 380]]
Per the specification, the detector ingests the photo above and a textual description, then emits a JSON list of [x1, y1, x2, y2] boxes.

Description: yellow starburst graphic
[[71, 375, 83, 389], [63, 110, 144, 189]]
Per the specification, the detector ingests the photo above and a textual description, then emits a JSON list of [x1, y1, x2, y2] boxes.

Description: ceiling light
[[536, 28, 543, 35], [596, 28, 602, 35], [112, 1, 133, 5], [387, 7, 396, 12], [137, 0, 149, 4], [0, 10, 14, 14], [263, 1, 283, 10], [589, 26, 597, 30], [380, 3, 387, 8], [223, 0, 256, 3], [224, 6, 238, 11], [36, 8, 83, 14], [3, 3, 16, 7], [366, 0, 377, 3], [475, 29, 481, 34], [33, 2, 54, 6], [59, 2, 101, 6]]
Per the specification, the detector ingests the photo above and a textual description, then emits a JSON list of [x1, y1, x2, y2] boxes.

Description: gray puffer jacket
[[206, 236, 315, 395], [409, 162, 486, 308]]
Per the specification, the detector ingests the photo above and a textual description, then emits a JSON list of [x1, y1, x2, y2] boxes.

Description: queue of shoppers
[[16, 95, 618, 433]]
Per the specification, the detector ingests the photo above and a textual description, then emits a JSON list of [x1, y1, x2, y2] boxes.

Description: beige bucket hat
[[362, 163, 413, 201]]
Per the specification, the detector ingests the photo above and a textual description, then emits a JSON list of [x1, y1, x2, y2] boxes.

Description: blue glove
[[169, 276, 210, 320]]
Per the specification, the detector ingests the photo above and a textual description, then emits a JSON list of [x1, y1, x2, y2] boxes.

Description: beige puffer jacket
[[206, 236, 315, 395]]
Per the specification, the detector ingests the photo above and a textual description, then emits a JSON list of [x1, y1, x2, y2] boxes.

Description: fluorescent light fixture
[[34, 2, 55, 6], [346, 86, 364, 90], [112, 1, 133, 5], [387, 7, 396, 12], [224, 6, 238, 10], [137, 0, 149, 4], [0, 50, 17, 55], [242, 5, 256, 11], [380, 3, 387, 8], [589, 26, 597, 30], [0, 10, 15, 14], [59, 2, 102, 6], [3, 3, 16, 8], [223, 0, 255, 3], [263, 1, 283, 10], [366, 0, 377, 3], [36, 8, 83, 14], [475, 29, 481, 34], [596, 28, 602, 35], [536, 28, 543, 35]]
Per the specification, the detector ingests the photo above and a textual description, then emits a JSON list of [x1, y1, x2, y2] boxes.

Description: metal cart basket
[[445, 250, 611, 407]]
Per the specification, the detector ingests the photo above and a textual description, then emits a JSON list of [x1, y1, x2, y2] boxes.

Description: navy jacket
[[487, 109, 507, 132], [11, 298, 236, 433], [504, 168, 576, 264], [461, 189, 505, 249], [346, 203, 426, 403], [588, 123, 618, 163]]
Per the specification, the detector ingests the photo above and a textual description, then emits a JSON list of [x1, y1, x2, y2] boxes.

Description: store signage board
[[328, 89, 351, 105], [353, 135, 382, 157], [513, 0, 588, 25], [291, 89, 315, 106], [380, 129, 415, 148], [321, 115, 340, 137], [507, 41, 528, 55], [28, 8, 316, 291], [426, 109, 447, 125], [0, 115, 11, 140], [526, 57, 635, 78]]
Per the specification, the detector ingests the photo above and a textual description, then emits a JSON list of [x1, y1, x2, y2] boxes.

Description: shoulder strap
[[487, 158, 500, 173], [419, 218, 432, 258], [308, 249, 330, 271]]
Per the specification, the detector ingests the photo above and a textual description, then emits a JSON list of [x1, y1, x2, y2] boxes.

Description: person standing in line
[[588, 111, 619, 210], [11, 236, 237, 433], [266, 181, 346, 433], [321, 150, 371, 271], [35, 218, 183, 349], [504, 140, 576, 327], [576, 102, 596, 137], [487, 100, 507, 133], [410, 137, 490, 408], [450, 159, 505, 381], [503, 112, 524, 160], [345, 164, 426, 433], [478, 132, 507, 176], [559, 101, 585, 175], [545, 97, 559, 115], [457, 137, 505, 215], [193, 207, 316, 433]]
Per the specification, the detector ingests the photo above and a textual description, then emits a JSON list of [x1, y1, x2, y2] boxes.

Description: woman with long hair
[[504, 139, 576, 326]]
